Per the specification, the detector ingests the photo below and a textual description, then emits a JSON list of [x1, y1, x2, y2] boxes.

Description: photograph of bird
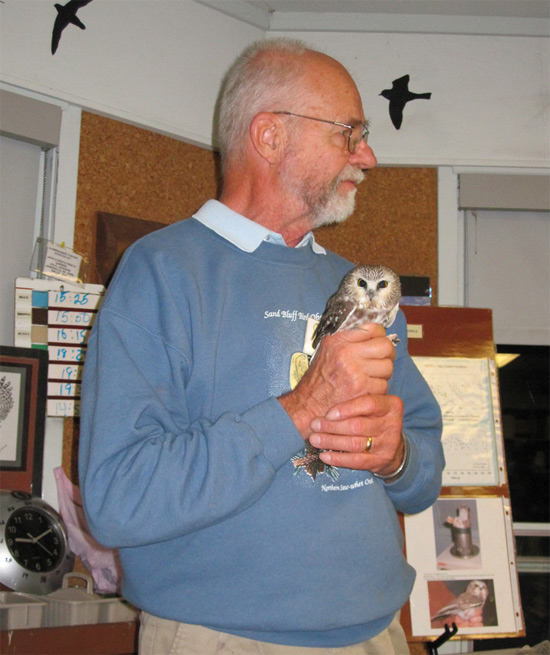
[[51, 0, 94, 55], [380, 74, 432, 130], [312, 265, 401, 351], [430, 580, 489, 624]]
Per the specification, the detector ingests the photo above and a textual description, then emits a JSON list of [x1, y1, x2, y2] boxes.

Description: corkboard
[[74, 112, 437, 294], [73, 112, 221, 276], [68, 112, 438, 484]]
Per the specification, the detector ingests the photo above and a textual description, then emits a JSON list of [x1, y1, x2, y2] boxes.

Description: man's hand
[[309, 394, 404, 476], [279, 323, 404, 474]]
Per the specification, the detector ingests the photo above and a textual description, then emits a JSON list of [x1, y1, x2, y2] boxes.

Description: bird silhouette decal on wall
[[51, 0, 94, 55], [380, 75, 432, 130]]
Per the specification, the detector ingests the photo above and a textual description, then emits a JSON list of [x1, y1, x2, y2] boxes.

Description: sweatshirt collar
[[193, 200, 326, 255]]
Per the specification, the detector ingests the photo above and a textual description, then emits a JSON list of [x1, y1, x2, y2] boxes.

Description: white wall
[[465, 209, 550, 345], [280, 31, 549, 168], [0, 0, 264, 148], [0, 136, 41, 346], [1, 1, 548, 168]]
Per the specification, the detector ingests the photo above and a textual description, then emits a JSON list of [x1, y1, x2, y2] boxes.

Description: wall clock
[[0, 490, 74, 594]]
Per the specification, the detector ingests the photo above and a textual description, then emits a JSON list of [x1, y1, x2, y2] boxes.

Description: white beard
[[311, 168, 362, 228], [280, 151, 364, 228]]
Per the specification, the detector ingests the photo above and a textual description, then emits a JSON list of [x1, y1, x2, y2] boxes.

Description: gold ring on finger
[[365, 436, 373, 452]]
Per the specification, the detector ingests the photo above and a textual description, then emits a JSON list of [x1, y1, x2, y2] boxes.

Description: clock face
[[6, 506, 65, 573], [0, 490, 74, 594]]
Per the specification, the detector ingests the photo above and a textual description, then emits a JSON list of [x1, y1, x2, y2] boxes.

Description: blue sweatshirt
[[79, 200, 443, 647]]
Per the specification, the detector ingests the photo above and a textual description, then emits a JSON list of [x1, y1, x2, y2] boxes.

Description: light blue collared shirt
[[193, 199, 326, 255]]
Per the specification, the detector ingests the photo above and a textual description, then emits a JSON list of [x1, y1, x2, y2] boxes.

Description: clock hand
[[33, 528, 53, 542], [14, 537, 35, 543], [24, 530, 55, 557], [33, 540, 54, 557]]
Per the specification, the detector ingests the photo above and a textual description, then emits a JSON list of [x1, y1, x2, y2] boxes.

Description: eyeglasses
[[273, 111, 369, 154]]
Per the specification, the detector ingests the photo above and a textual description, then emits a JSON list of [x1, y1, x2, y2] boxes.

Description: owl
[[312, 265, 401, 351], [431, 580, 489, 623]]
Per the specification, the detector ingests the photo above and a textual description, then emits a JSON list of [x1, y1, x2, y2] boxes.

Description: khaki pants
[[138, 611, 410, 655]]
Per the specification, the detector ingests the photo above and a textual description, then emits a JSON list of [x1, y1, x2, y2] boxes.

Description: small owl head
[[466, 580, 489, 603], [344, 265, 401, 310], [312, 264, 402, 349]]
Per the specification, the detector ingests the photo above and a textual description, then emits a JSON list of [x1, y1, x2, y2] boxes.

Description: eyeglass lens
[[349, 125, 368, 153]]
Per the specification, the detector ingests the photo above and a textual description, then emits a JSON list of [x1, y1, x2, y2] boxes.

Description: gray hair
[[216, 38, 313, 171]]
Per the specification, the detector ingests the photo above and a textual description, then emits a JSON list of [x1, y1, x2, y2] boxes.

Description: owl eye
[[357, 278, 367, 288], [377, 280, 389, 289]]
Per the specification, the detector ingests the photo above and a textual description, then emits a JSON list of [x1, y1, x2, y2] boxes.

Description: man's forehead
[[304, 88, 366, 126], [303, 54, 362, 95]]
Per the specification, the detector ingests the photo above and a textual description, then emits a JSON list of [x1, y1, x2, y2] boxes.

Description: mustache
[[336, 166, 365, 186]]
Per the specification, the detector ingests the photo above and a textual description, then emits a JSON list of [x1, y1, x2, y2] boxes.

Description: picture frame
[[95, 212, 164, 285], [0, 346, 48, 496]]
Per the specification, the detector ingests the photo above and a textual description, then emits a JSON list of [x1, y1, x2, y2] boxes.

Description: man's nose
[[350, 140, 377, 170]]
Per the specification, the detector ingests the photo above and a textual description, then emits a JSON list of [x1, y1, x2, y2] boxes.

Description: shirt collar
[[193, 200, 326, 255]]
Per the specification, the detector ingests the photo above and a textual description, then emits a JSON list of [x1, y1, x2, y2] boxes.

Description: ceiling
[[194, 0, 550, 36]]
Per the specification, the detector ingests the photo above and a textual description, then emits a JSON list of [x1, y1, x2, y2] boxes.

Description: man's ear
[[249, 112, 285, 164]]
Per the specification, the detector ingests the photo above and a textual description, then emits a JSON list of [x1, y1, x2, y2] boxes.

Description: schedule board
[[14, 278, 105, 417]]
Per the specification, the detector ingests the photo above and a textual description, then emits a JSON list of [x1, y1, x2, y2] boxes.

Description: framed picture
[[95, 212, 164, 285], [0, 346, 48, 495]]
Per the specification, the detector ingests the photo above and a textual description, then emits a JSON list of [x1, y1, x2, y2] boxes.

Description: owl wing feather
[[383, 300, 400, 328], [430, 591, 484, 622], [312, 295, 357, 350]]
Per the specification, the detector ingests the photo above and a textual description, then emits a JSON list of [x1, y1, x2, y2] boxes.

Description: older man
[[80, 38, 444, 654]]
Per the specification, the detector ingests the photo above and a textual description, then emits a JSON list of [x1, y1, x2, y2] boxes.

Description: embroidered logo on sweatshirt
[[292, 442, 339, 482]]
